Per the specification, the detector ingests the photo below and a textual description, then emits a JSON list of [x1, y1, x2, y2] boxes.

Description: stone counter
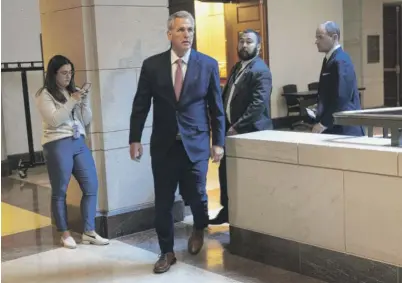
[[226, 130, 402, 283]]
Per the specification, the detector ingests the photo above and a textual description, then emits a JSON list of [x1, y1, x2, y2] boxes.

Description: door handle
[[384, 66, 400, 73]]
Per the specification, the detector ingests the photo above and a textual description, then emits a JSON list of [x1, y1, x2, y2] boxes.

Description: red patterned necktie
[[174, 59, 183, 101]]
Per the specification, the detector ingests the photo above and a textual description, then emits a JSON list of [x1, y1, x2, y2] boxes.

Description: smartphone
[[81, 82, 92, 93]]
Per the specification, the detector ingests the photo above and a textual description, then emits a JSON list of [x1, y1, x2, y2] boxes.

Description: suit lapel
[[320, 57, 327, 75], [161, 50, 176, 105], [230, 57, 257, 101], [222, 63, 239, 98], [179, 50, 200, 103], [318, 47, 342, 102]]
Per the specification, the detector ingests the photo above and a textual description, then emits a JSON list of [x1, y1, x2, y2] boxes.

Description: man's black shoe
[[209, 208, 228, 225]]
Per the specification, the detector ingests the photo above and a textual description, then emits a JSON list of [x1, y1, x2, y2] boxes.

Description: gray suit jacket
[[222, 57, 273, 134]]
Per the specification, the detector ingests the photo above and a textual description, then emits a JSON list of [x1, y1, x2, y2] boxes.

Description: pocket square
[[322, 73, 330, 76]]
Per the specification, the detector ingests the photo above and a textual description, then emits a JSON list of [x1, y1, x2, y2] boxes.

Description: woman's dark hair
[[37, 55, 76, 103]]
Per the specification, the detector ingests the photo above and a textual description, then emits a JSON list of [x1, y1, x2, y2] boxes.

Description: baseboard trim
[[64, 200, 185, 239], [230, 226, 400, 283]]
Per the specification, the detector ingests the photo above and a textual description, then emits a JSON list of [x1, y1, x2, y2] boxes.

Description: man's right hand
[[130, 142, 143, 161]]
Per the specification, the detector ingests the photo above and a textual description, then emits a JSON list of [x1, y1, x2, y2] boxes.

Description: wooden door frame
[[224, 0, 269, 63], [259, 0, 269, 66], [223, 0, 269, 78]]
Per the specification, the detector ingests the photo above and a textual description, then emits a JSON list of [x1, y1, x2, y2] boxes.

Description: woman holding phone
[[35, 55, 109, 249]]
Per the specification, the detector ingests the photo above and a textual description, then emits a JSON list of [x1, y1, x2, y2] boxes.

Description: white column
[[40, 0, 183, 237]]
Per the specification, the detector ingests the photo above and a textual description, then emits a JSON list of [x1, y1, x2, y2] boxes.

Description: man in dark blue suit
[[313, 21, 364, 136], [129, 11, 225, 274]]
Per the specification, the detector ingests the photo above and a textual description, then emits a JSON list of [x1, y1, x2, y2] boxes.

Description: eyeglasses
[[58, 71, 74, 76]]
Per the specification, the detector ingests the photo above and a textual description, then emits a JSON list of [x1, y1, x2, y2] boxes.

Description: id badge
[[72, 124, 80, 139]]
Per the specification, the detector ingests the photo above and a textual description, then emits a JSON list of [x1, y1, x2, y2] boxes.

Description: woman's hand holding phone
[[80, 82, 92, 94], [71, 91, 83, 102], [72, 82, 92, 101]]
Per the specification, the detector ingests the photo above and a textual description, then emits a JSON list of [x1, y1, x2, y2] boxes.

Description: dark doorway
[[383, 4, 402, 106], [168, 0, 198, 50]]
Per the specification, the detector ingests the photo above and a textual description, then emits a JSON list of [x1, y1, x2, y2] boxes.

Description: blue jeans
[[43, 136, 98, 232]]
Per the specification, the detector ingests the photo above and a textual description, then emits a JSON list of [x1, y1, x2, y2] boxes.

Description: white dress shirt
[[171, 49, 191, 85], [325, 44, 341, 60]]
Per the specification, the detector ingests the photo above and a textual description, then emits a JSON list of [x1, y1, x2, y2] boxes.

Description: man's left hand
[[210, 145, 224, 163], [312, 123, 327, 133]]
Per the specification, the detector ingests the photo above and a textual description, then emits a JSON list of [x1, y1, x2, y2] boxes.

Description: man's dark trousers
[[152, 139, 209, 253]]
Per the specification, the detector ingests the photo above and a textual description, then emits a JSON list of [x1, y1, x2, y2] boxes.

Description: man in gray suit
[[209, 29, 273, 225]]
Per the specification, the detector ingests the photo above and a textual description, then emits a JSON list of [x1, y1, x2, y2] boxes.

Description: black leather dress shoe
[[209, 208, 228, 225]]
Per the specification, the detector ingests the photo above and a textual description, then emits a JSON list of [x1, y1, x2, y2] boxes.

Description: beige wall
[[343, 0, 401, 108], [267, 0, 344, 118], [1, 0, 43, 155], [1, 0, 42, 63], [267, 0, 400, 117], [361, 0, 385, 108], [343, 0, 384, 108]]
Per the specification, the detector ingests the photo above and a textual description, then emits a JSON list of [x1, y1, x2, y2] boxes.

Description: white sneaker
[[60, 236, 77, 249], [82, 231, 109, 245]]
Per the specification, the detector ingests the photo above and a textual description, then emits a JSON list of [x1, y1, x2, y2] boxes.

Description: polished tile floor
[[1, 166, 325, 283]]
